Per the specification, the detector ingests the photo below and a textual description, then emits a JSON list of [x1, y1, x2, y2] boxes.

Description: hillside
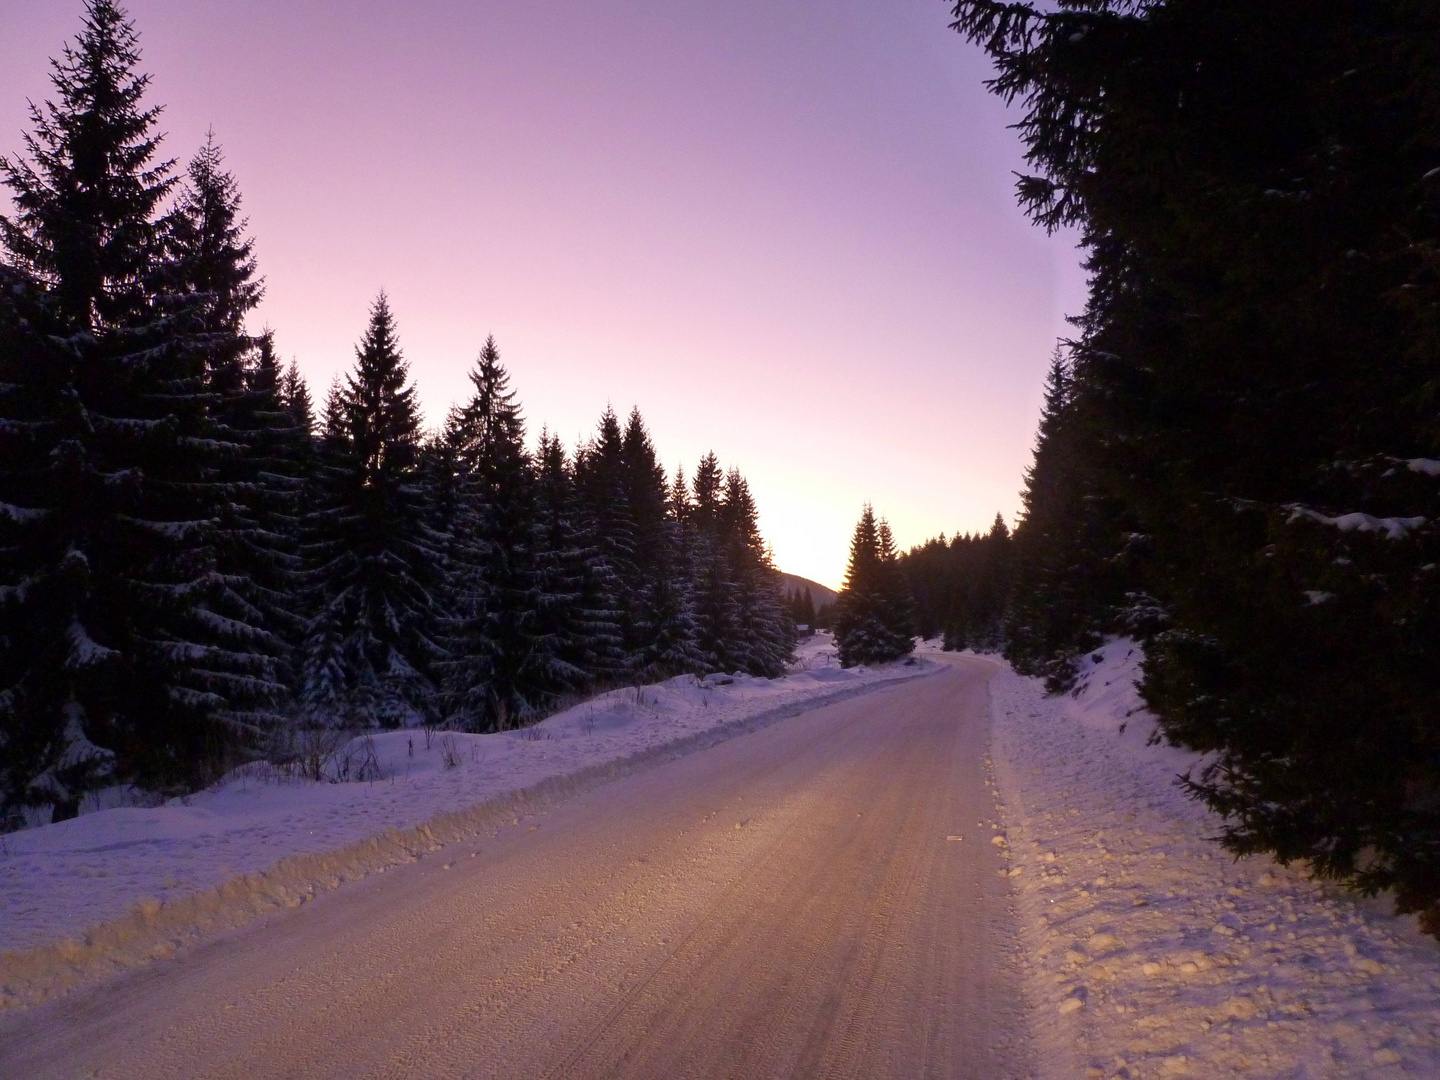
[[776, 573, 839, 612]]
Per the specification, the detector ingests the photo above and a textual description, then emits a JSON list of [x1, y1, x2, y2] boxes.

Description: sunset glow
[[1, 0, 1084, 588]]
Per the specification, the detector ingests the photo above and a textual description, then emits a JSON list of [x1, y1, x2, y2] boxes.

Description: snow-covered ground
[[0, 634, 933, 1008], [980, 638, 1440, 1079]]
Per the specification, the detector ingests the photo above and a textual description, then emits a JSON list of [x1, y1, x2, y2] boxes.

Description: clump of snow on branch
[[1284, 505, 1426, 540]]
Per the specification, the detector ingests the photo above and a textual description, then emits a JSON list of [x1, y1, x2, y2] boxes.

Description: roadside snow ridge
[[988, 639, 1440, 1080]]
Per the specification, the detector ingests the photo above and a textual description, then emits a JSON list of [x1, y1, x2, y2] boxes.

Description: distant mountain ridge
[[776, 572, 840, 612]]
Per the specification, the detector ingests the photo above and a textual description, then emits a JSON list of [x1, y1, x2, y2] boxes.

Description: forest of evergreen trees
[[951, 2, 1440, 930], [898, 514, 1012, 653], [0, 2, 793, 827]]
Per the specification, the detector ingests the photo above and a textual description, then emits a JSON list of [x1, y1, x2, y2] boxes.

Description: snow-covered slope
[[986, 639, 1440, 1079], [0, 634, 933, 1009]]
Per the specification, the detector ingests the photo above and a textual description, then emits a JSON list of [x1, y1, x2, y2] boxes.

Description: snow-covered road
[[0, 657, 1030, 1079], [0, 632, 927, 987]]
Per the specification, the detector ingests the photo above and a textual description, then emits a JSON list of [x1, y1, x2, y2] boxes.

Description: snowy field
[[0, 634, 933, 1008], [981, 639, 1440, 1079]]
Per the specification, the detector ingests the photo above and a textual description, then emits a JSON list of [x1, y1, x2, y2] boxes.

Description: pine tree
[[0, 1, 281, 818], [876, 518, 916, 657], [166, 130, 261, 400], [281, 359, 314, 440], [572, 407, 634, 680], [167, 135, 299, 697], [720, 470, 793, 677], [440, 337, 562, 730], [999, 350, 1128, 686], [237, 329, 309, 662], [620, 410, 701, 678], [532, 429, 616, 689], [687, 453, 738, 673], [797, 588, 816, 631], [834, 506, 914, 667], [299, 295, 443, 727], [954, 0, 1440, 926]]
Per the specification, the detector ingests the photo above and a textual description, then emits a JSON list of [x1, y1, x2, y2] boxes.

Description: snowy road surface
[[0, 657, 1030, 1079]]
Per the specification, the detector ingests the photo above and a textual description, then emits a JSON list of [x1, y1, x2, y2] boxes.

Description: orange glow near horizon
[[1, 0, 1086, 591]]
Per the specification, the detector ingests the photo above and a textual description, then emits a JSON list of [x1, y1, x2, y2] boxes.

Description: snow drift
[[0, 635, 934, 1011], [982, 639, 1440, 1079]]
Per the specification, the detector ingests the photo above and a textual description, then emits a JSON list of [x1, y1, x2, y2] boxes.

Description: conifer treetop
[[842, 504, 882, 594], [0, 0, 174, 329], [343, 292, 421, 476], [171, 129, 262, 331]]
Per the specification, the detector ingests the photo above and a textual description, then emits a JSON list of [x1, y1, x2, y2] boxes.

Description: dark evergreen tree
[[833, 506, 914, 667], [998, 351, 1132, 686], [720, 469, 794, 677], [299, 295, 443, 727], [533, 429, 618, 689], [439, 337, 567, 730], [166, 131, 261, 398], [687, 452, 738, 673], [571, 407, 635, 680], [281, 359, 314, 441], [619, 410, 702, 678], [788, 587, 817, 633], [0, 0, 281, 819], [954, 0, 1440, 927], [0, 263, 115, 824], [875, 518, 917, 655], [833, 507, 888, 667], [167, 137, 301, 691]]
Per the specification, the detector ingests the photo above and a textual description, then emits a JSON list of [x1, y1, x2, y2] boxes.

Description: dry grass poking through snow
[[986, 640, 1440, 1079]]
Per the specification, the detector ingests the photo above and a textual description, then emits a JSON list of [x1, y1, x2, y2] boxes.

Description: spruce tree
[[720, 469, 793, 677], [998, 351, 1129, 686], [167, 135, 299, 696], [0, 0, 280, 817], [165, 130, 261, 400], [834, 506, 914, 667], [533, 429, 616, 689], [282, 359, 314, 440], [954, 0, 1440, 925], [237, 329, 309, 663], [797, 588, 816, 630], [688, 453, 738, 673], [299, 295, 443, 727], [876, 518, 917, 657], [440, 337, 563, 730], [620, 410, 701, 678], [571, 407, 634, 680]]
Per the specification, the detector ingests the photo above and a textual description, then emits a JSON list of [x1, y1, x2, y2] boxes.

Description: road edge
[[0, 662, 943, 1014]]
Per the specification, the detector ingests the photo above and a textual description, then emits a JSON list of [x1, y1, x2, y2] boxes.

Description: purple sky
[[1, 0, 1085, 590]]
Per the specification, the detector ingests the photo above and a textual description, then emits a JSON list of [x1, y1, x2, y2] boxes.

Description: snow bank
[[0, 635, 935, 1011], [988, 639, 1440, 1079]]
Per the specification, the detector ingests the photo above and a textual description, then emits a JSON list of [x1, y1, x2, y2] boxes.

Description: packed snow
[[0, 633, 934, 1008], [982, 638, 1440, 1079]]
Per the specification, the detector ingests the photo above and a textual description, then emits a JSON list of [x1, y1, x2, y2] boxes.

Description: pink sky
[[0, 0, 1085, 590]]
